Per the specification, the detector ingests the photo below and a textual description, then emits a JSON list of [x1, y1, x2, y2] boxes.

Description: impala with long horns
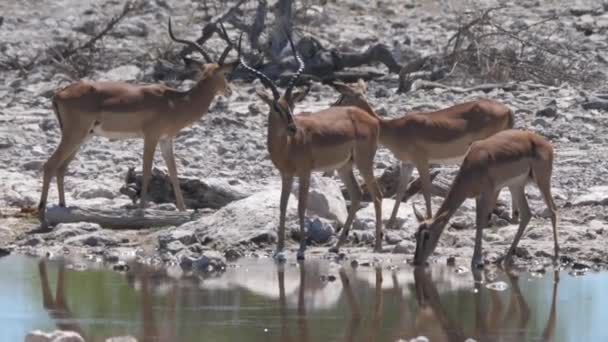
[[413, 129, 559, 268], [38, 19, 238, 229], [239, 35, 384, 257]]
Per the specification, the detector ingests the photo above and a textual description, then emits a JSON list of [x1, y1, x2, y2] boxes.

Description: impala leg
[[38, 125, 91, 229], [139, 135, 160, 211], [296, 173, 311, 260], [159, 139, 186, 211], [387, 162, 414, 229], [473, 191, 496, 269], [38, 261, 53, 309], [277, 174, 294, 256], [358, 163, 383, 253], [503, 185, 531, 265], [534, 162, 559, 261], [56, 150, 78, 208], [509, 187, 520, 224], [415, 159, 433, 219], [331, 165, 362, 253]]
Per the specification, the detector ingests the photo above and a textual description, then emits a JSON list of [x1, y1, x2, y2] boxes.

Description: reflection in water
[[0, 256, 577, 342], [38, 261, 87, 340]]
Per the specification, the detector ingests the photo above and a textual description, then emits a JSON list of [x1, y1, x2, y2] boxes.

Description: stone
[[75, 186, 116, 200], [97, 65, 142, 82], [22, 160, 45, 171], [392, 240, 415, 254], [65, 232, 119, 247], [305, 217, 334, 244], [112, 261, 129, 272], [176, 187, 297, 247], [293, 175, 348, 224], [158, 228, 198, 249], [166, 240, 185, 254], [572, 186, 608, 206], [24, 330, 85, 342], [180, 251, 226, 273], [105, 337, 138, 342]]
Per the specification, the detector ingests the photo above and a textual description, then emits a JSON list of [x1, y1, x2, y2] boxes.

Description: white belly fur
[[494, 171, 529, 191], [92, 126, 142, 140], [429, 155, 466, 165], [314, 158, 351, 172]]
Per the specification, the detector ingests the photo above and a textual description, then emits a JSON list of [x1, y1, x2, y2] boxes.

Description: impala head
[[239, 30, 308, 136], [412, 202, 449, 266], [330, 79, 377, 115], [330, 79, 367, 105], [168, 18, 239, 96]]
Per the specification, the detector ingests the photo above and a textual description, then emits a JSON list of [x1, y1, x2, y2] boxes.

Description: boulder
[[293, 174, 348, 224], [178, 187, 298, 247]]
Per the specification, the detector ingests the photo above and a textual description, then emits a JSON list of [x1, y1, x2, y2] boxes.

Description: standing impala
[[330, 80, 515, 228], [38, 19, 238, 229], [413, 129, 559, 268], [239, 36, 383, 257]]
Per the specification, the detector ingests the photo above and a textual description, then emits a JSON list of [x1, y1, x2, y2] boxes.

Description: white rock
[[179, 186, 298, 246], [572, 186, 608, 206], [24, 330, 85, 342], [74, 185, 116, 200], [293, 174, 348, 224], [105, 337, 138, 342], [96, 65, 141, 82]]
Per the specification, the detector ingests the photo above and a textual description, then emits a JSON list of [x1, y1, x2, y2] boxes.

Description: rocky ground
[[1, 0, 608, 274]]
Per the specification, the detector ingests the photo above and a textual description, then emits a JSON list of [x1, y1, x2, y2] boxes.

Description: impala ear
[[291, 84, 311, 103], [255, 87, 274, 106], [356, 78, 368, 93], [412, 202, 426, 223], [330, 81, 355, 95]]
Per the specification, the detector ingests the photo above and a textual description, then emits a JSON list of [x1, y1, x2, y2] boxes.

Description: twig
[[59, 1, 139, 60]]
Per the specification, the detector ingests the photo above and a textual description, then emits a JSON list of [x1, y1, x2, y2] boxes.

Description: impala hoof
[[296, 250, 306, 261], [328, 245, 340, 254]]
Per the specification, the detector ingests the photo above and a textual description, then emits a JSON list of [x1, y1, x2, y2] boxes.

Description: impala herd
[[37, 19, 560, 269]]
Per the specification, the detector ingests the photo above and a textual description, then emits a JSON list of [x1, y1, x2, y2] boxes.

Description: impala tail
[[51, 97, 63, 132]]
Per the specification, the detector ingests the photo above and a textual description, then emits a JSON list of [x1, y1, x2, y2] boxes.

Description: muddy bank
[[1, 0, 608, 270]]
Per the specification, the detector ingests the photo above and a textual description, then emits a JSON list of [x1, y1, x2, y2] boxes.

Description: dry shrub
[[445, 6, 602, 87]]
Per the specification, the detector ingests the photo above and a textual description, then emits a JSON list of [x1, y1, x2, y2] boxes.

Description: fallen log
[[410, 80, 517, 93], [45, 205, 196, 229], [120, 167, 251, 210]]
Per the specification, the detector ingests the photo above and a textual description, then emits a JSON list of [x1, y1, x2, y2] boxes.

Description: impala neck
[[267, 113, 290, 162], [185, 76, 223, 117], [430, 177, 468, 233]]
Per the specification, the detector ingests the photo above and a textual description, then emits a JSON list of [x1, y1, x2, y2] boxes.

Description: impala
[[413, 129, 559, 268], [37, 19, 238, 229], [239, 36, 383, 257], [329, 80, 515, 228]]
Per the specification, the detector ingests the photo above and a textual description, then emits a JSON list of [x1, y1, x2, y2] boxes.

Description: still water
[[0, 255, 607, 342]]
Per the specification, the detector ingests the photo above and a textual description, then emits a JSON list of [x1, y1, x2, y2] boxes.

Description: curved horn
[[284, 31, 305, 101], [217, 21, 233, 65], [238, 38, 280, 100], [168, 18, 213, 64]]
